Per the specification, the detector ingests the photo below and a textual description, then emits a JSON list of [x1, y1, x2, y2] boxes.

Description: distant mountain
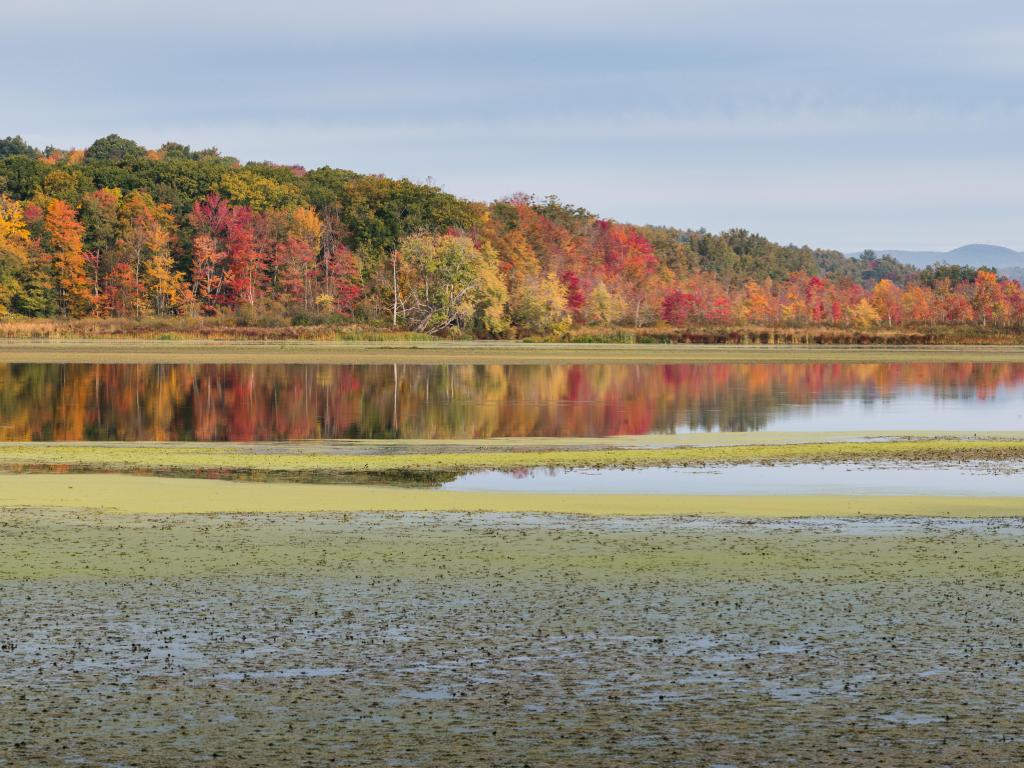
[[999, 266, 1024, 283], [849, 244, 1024, 270]]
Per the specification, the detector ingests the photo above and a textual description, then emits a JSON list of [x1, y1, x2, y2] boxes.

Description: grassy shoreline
[[1, 436, 1022, 483], [4, 339, 1024, 363], [5, 316, 1024, 347]]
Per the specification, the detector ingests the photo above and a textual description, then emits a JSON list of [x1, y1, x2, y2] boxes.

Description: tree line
[[0, 134, 1016, 336]]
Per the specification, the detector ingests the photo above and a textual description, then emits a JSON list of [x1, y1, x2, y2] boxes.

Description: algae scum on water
[[2, 511, 1024, 767]]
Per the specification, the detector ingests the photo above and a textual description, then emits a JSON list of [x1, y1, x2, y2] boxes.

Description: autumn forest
[[0, 133, 1019, 339]]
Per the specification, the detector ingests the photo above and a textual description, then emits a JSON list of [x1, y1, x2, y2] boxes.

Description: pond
[[1, 360, 1023, 440]]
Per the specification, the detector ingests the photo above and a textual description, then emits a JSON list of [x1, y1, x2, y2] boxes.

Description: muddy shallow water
[[2, 510, 1023, 766]]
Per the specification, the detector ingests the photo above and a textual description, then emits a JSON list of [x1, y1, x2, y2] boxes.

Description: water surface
[[443, 462, 1024, 496], [1, 360, 1023, 440]]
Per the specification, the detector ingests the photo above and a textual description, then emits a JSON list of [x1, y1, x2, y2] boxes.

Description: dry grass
[[4, 316, 1024, 345], [4, 339, 1024, 364], [0, 316, 435, 342]]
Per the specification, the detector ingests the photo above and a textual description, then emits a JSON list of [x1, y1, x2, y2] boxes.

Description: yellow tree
[[847, 298, 881, 329], [582, 280, 626, 325], [144, 249, 189, 315], [116, 191, 177, 316], [869, 279, 903, 326], [215, 169, 303, 211], [510, 272, 572, 337], [0, 196, 30, 313]]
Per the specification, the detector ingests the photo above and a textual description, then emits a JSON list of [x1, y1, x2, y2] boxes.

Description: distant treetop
[[0, 135, 38, 159], [85, 134, 148, 164]]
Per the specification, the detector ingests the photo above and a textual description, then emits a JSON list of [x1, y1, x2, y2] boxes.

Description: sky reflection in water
[[443, 463, 1024, 496]]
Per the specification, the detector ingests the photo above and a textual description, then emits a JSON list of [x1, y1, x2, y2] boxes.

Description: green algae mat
[[2, 510, 1023, 766], [0, 472, 1022, 517], [2, 433, 1024, 488]]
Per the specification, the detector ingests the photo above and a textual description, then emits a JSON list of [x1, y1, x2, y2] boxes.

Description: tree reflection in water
[[0, 361, 1020, 441]]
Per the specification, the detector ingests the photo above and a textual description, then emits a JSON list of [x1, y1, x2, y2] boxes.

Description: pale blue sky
[[5, 1, 1023, 251]]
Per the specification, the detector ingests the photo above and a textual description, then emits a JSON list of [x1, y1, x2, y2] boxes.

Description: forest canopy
[[0, 133, 1018, 336]]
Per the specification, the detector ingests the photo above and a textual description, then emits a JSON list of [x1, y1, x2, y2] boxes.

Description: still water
[[0, 361, 1023, 441], [442, 463, 1024, 496]]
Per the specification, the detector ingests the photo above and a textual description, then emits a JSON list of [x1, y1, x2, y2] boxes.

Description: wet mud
[[2, 510, 1023, 766]]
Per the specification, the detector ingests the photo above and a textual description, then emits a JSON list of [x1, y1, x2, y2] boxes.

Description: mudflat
[[2, 510, 1022, 766]]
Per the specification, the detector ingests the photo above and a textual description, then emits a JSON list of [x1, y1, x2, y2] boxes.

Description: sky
[[4, 0, 1023, 252]]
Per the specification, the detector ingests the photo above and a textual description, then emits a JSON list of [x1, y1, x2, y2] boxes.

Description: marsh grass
[[2, 437, 1022, 484], [5, 339, 1024, 365], [0, 317, 436, 342], [4, 316, 1024, 344]]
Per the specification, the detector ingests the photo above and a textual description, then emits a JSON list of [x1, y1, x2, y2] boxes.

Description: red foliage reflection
[[0, 361, 1020, 441]]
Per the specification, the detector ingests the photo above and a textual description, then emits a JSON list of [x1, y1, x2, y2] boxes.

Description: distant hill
[[850, 244, 1024, 270], [999, 266, 1024, 283]]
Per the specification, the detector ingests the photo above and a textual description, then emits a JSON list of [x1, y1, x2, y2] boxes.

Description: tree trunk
[[392, 253, 398, 327]]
